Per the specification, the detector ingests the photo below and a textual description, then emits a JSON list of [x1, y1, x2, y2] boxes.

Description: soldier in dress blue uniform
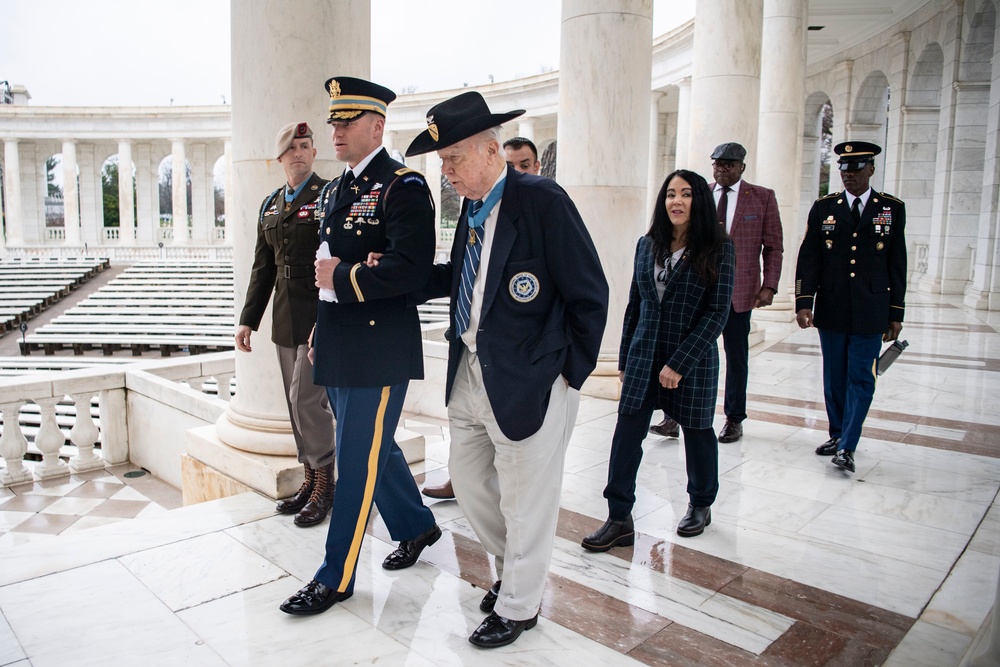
[[279, 77, 440, 616], [795, 141, 907, 473], [237, 122, 336, 527]]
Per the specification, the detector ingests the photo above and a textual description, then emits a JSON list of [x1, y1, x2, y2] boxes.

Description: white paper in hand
[[316, 241, 336, 302]]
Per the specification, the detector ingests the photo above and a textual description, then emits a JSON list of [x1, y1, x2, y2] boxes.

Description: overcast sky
[[1, 0, 693, 107]]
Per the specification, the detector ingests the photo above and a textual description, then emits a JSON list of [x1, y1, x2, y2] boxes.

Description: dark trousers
[[604, 375, 720, 519], [721, 305, 752, 422], [314, 382, 436, 594], [818, 329, 881, 452]]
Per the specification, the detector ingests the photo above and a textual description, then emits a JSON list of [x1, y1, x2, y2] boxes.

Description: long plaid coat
[[618, 235, 736, 429]]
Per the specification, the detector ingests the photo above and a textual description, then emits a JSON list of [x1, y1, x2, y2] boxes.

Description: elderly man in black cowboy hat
[[278, 76, 441, 617], [404, 92, 608, 648], [795, 140, 906, 474]]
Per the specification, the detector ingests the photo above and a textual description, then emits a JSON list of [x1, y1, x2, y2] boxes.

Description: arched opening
[[801, 92, 832, 231], [851, 71, 890, 190], [101, 154, 136, 242]]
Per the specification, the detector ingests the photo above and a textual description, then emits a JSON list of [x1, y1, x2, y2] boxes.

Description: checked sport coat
[[618, 235, 736, 429]]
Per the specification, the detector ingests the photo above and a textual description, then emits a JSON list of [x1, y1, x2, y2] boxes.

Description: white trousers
[[448, 348, 579, 621]]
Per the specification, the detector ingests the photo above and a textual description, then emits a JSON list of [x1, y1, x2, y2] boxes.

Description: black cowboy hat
[[406, 91, 524, 156]]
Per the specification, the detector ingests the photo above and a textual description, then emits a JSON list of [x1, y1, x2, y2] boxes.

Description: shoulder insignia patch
[[395, 168, 418, 176]]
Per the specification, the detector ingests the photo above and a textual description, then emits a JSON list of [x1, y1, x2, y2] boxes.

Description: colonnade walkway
[[0, 291, 997, 666]]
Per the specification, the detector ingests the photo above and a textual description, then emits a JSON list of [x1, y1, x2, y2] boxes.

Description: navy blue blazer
[[313, 148, 435, 388], [418, 167, 609, 441], [619, 236, 735, 429]]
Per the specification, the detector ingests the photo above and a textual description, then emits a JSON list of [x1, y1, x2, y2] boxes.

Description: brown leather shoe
[[649, 418, 680, 438], [294, 464, 335, 527], [422, 479, 456, 499], [276, 463, 314, 514], [718, 418, 743, 443]]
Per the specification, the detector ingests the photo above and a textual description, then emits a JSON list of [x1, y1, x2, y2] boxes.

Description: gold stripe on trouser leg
[[338, 386, 390, 590]]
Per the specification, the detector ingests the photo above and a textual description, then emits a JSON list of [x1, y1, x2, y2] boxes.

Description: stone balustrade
[[0, 352, 235, 488]]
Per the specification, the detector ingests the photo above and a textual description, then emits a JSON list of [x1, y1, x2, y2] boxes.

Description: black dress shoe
[[581, 516, 634, 552], [480, 579, 501, 612], [279, 579, 352, 615], [676, 504, 711, 537], [382, 524, 442, 570], [718, 419, 743, 443], [815, 437, 841, 456], [831, 449, 855, 473], [649, 417, 680, 438], [469, 611, 538, 648]]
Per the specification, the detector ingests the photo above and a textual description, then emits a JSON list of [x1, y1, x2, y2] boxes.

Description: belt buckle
[[283, 265, 291, 279]]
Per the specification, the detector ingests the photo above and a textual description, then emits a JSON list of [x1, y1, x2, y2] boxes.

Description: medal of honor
[[468, 229, 477, 245]]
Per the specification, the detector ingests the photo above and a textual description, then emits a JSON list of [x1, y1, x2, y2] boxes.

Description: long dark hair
[[648, 169, 727, 284]]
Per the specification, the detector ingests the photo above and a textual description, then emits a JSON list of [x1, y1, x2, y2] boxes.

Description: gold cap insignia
[[427, 116, 439, 142], [844, 144, 853, 153], [328, 80, 341, 99]]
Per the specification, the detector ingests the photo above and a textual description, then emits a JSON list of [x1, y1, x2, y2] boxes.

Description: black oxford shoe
[[581, 516, 635, 552], [815, 437, 840, 456], [831, 449, 855, 473], [480, 579, 501, 612], [279, 579, 352, 615], [676, 504, 711, 537], [469, 611, 538, 648], [718, 419, 743, 443], [382, 524, 442, 570], [649, 417, 680, 438]]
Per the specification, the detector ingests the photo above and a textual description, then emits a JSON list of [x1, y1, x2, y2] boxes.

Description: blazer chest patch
[[509, 272, 540, 302]]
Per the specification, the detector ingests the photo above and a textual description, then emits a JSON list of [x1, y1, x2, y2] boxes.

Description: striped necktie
[[454, 199, 484, 337]]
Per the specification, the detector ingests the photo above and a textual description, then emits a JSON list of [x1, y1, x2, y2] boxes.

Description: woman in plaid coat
[[583, 170, 736, 547]]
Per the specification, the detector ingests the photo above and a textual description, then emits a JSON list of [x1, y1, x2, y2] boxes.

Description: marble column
[[923, 1, 986, 296], [171, 139, 189, 244], [424, 151, 443, 246], [646, 91, 664, 230], [383, 130, 396, 160], [964, 17, 1000, 310], [3, 139, 24, 246], [223, 140, 233, 246], [755, 0, 806, 312], [688, 0, 763, 179], [557, 0, 653, 398], [62, 140, 81, 245], [76, 144, 101, 246], [190, 143, 209, 245], [20, 143, 40, 245], [216, 0, 371, 456], [517, 118, 536, 141], [118, 140, 136, 245], [134, 143, 156, 245], [674, 77, 692, 169]]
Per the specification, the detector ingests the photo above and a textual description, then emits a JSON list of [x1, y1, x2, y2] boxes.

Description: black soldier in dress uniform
[[237, 121, 336, 526], [795, 141, 906, 473], [279, 77, 441, 616]]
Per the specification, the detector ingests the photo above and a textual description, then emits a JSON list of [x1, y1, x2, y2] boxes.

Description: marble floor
[[0, 292, 998, 666]]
